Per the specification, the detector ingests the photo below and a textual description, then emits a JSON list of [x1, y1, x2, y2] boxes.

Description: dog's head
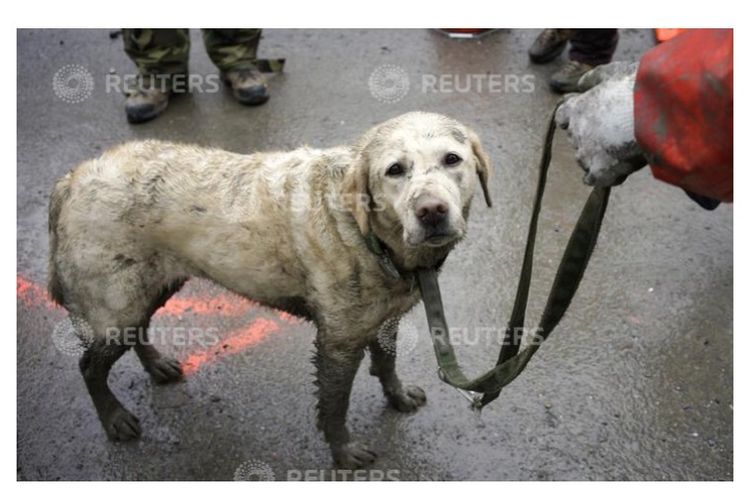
[[341, 112, 492, 261]]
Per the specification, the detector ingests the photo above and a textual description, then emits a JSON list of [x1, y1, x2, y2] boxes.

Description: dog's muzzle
[[412, 196, 459, 247]]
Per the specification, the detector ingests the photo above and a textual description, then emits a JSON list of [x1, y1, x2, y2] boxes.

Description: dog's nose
[[416, 198, 449, 227]]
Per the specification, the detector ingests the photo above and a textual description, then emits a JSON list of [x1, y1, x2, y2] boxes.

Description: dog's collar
[[365, 233, 407, 281], [364, 233, 446, 282]]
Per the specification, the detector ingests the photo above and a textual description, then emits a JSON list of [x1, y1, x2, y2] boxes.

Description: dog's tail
[[48, 173, 72, 306]]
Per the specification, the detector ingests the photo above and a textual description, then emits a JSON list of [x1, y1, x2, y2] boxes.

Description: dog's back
[[47, 140, 358, 314]]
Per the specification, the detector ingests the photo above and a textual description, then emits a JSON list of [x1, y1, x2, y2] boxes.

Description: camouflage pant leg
[[122, 28, 191, 76], [201, 29, 262, 72]]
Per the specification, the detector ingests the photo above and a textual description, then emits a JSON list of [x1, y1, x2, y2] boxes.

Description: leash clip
[[453, 386, 483, 413], [377, 254, 402, 281]]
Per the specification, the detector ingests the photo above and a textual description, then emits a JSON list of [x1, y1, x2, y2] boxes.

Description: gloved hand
[[555, 61, 647, 187]]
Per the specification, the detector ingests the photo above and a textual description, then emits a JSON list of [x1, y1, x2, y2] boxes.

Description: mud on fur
[[47, 112, 491, 468]]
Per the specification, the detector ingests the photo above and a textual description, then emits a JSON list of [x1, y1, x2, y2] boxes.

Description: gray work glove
[[555, 61, 647, 187]]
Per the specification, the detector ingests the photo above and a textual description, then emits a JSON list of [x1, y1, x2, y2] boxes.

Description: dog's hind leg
[[133, 328, 183, 384], [79, 329, 141, 441], [133, 280, 186, 384], [369, 318, 426, 412], [79, 293, 179, 440], [74, 269, 184, 440]]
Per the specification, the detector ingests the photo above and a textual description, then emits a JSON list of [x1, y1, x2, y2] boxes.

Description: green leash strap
[[416, 103, 611, 409]]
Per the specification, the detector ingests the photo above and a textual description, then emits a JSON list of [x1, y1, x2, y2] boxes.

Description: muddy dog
[[48, 112, 492, 468]]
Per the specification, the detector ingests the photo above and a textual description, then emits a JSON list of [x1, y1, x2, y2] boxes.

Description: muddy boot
[[529, 29, 573, 64], [124, 86, 170, 124], [550, 60, 593, 94], [221, 66, 269, 105]]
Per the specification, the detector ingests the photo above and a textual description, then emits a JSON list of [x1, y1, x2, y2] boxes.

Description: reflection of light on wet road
[[16, 274, 294, 375]]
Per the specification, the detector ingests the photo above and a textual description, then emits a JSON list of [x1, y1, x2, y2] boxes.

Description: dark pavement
[[17, 29, 732, 480]]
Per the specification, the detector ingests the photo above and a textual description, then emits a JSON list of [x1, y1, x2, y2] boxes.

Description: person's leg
[[550, 29, 619, 93], [121, 29, 191, 123], [202, 28, 261, 71], [123, 28, 191, 76], [568, 29, 619, 66], [202, 29, 269, 105], [528, 29, 574, 64]]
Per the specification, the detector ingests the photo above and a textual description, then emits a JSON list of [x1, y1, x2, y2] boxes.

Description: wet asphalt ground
[[17, 29, 732, 480]]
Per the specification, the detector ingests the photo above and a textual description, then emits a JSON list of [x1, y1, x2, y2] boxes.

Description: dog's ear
[[468, 130, 493, 208], [341, 156, 371, 236]]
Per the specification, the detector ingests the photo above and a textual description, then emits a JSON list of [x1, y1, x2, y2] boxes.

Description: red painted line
[[157, 295, 301, 324], [17, 275, 60, 310], [156, 295, 254, 317], [181, 317, 280, 375], [18, 273, 301, 376]]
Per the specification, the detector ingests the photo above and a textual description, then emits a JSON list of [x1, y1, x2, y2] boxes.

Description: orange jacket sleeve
[[634, 29, 733, 202]]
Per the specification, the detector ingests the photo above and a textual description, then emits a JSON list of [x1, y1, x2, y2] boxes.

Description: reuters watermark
[[103, 326, 221, 349], [375, 324, 549, 351], [54, 63, 536, 105], [422, 73, 536, 94], [52, 64, 95, 104], [286, 468, 401, 481], [233, 458, 401, 481], [435, 326, 545, 347], [51, 318, 221, 357], [221, 186, 393, 222], [105, 72, 222, 96], [375, 317, 419, 356], [51, 316, 95, 357], [233, 459, 276, 481], [368, 64, 410, 103], [368, 64, 536, 103], [51, 64, 223, 104]]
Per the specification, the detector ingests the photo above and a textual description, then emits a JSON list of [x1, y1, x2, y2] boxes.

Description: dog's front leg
[[313, 336, 376, 468], [369, 318, 427, 412]]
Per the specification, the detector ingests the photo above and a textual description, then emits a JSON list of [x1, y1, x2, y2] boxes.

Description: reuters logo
[[233, 459, 276, 481], [52, 64, 94, 104], [368, 64, 409, 103], [376, 317, 419, 356], [52, 316, 94, 357]]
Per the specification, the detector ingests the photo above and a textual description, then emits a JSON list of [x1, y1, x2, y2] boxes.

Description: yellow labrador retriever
[[48, 112, 492, 468]]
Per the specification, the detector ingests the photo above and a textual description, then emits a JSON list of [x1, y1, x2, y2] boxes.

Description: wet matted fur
[[48, 111, 492, 468]]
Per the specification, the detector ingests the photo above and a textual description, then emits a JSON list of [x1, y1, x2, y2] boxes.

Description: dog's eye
[[386, 162, 405, 176], [444, 153, 462, 166]]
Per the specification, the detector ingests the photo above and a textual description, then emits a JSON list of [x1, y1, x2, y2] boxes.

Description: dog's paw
[[146, 356, 184, 384], [387, 384, 427, 412], [103, 406, 141, 442], [332, 442, 378, 469]]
